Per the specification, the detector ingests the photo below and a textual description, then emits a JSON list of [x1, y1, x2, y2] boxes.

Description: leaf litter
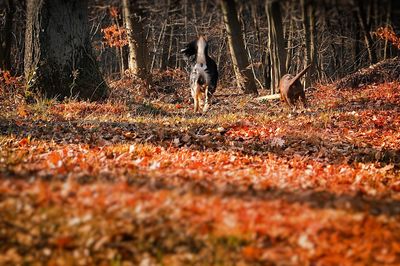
[[0, 78, 400, 265]]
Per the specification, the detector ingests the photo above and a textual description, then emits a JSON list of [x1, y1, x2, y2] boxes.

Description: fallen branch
[[256, 94, 281, 101]]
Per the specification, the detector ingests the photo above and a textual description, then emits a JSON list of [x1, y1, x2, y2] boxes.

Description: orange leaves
[[374, 26, 400, 49], [366, 82, 400, 104], [17, 106, 28, 118], [53, 235, 73, 249], [226, 121, 276, 141], [242, 246, 263, 260], [102, 6, 128, 47], [102, 25, 128, 48], [48, 151, 63, 168], [0, 70, 22, 95], [2, 174, 400, 265], [11, 137, 395, 198], [1, 79, 400, 265], [0, 70, 20, 87], [35, 181, 52, 204], [109, 6, 119, 18], [18, 137, 30, 147]]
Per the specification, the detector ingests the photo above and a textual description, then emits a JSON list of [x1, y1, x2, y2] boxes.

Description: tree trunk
[[383, 0, 391, 60], [266, 0, 286, 94], [160, 0, 180, 70], [301, 0, 318, 88], [263, 50, 271, 89], [24, 0, 108, 100], [113, 15, 125, 79], [0, 0, 15, 71], [354, 0, 377, 64], [220, 0, 258, 95], [160, 25, 172, 70], [122, 0, 151, 85], [392, 0, 400, 56], [285, 3, 294, 72]]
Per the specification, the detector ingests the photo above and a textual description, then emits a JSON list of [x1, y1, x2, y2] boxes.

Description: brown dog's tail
[[288, 64, 311, 88]]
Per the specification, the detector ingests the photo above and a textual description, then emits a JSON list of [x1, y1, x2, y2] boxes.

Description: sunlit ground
[[0, 79, 399, 265]]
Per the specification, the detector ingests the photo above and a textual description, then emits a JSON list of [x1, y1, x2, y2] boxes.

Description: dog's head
[[181, 35, 209, 60]]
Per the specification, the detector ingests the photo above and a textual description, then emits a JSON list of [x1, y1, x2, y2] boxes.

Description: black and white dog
[[181, 36, 218, 112]]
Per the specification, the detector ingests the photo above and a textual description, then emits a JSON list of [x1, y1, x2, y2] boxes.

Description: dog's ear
[[180, 39, 197, 58]]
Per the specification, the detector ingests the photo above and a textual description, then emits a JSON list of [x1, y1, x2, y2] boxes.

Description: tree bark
[[301, 0, 318, 88], [392, 0, 400, 56], [383, 0, 391, 60], [0, 0, 15, 71], [266, 0, 286, 94], [122, 0, 151, 85], [160, 0, 180, 70], [160, 25, 172, 70], [113, 15, 125, 79], [353, 0, 377, 64], [285, 3, 294, 73], [352, 14, 362, 70], [24, 0, 108, 100], [220, 0, 258, 95]]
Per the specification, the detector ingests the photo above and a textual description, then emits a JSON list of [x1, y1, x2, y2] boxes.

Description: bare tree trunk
[[263, 49, 271, 89], [301, 0, 318, 87], [392, 0, 400, 56], [251, 3, 267, 87], [383, 0, 391, 60], [0, 0, 15, 71], [285, 3, 294, 72], [309, 1, 319, 78], [114, 16, 125, 78], [266, 0, 286, 94], [351, 12, 362, 71], [160, 0, 180, 70], [220, 0, 258, 95], [24, 0, 108, 100], [353, 0, 377, 64], [122, 0, 151, 85], [160, 26, 172, 70], [301, 0, 309, 81]]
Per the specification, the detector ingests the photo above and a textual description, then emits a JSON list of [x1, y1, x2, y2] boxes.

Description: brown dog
[[279, 64, 311, 108]]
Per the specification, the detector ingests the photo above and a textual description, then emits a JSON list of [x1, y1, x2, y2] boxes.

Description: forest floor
[[0, 73, 400, 265]]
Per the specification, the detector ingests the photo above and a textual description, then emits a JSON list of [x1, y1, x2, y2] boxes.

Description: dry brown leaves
[[0, 78, 400, 265]]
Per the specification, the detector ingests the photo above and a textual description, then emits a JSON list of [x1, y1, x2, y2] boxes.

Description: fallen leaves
[[0, 81, 400, 264]]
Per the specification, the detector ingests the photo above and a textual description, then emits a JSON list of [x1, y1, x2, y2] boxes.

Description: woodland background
[[2, 0, 400, 91]]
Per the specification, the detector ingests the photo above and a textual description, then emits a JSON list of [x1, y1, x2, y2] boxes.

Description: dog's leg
[[283, 93, 292, 109], [203, 86, 210, 112], [191, 83, 199, 112], [300, 90, 307, 108], [285, 94, 297, 112], [196, 84, 202, 112]]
